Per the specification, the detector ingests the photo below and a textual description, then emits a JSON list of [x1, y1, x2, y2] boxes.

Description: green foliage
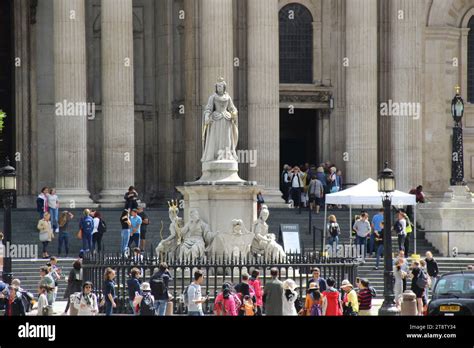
[[0, 110, 5, 133]]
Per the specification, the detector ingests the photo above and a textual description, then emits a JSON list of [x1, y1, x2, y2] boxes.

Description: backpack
[[98, 219, 107, 234], [329, 223, 340, 238], [415, 269, 428, 289], [310, 303, 322, 316], [369, 286, 377, 298], [150, 275, 166, 297], [139, 293, 155, 316], [20, 291, 35, 312]]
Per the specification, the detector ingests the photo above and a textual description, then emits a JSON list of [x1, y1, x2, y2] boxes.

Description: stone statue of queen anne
[[201, 77, 238, 162]]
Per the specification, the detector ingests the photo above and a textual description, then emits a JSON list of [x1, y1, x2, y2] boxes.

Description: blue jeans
[[328, 236, 339, 252], [121, 229, 130, 254], [375, 244, 384, 268], [155, 300, 168, 316], [82, 232, 92, 252], [355, 236, 367, 257], [188, 310, 204, 316], [58, 232, 69, 255], [128, 233, 140, 249], [49, 208, 59, 231], [105, 301, 114, 316]]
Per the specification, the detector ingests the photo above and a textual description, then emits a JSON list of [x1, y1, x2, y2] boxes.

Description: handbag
[[76, 228, 83, 240], [39, 231, 49, 242]]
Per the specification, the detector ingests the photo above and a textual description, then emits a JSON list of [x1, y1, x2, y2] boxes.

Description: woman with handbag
[[37, 212, 54, 259], [341, 279, 359, 316]]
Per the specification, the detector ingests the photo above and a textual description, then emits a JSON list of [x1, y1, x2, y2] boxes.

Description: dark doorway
[[280, 108, 318, 170], [0, 0, 14, 162]]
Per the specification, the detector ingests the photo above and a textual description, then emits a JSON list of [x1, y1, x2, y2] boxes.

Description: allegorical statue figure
[[156, 200, 183, 259], [251, 205, 286, 261], [201, 77, 238, 163], [178, 209, 214, 260]]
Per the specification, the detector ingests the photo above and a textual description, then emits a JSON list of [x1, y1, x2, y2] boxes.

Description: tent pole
[[414, 203, 417, 255], [323, 204, 327, 255], [349, 205, 352, 248]]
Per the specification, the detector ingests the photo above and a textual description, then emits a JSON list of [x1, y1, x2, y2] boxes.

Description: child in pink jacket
[[248, 270, 263, 315]]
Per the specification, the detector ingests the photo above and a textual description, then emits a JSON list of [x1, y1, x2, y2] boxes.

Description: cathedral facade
[[1, 0, 473, 206]]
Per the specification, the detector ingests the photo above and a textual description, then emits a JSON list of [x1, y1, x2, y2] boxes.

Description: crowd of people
[[280, 161, 343, 212], [35, 185, 150, 258]]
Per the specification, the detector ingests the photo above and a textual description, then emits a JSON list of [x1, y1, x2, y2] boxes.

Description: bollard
[[401, 290, 417, 316]]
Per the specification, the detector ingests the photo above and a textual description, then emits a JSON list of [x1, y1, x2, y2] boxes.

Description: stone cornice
[[425, 26, 462, 41]]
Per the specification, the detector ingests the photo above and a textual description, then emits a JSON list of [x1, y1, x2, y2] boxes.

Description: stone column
[[345, 0, 378, 184], [389, 0, 423, 192], [199, 0, 234, 107], [99, 0, 135, 205], [247, 0, 283, 205], [53, 0, 92, 205]]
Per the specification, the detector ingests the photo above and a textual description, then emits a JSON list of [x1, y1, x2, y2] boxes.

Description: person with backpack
[[48, 257, 61, 302], [235, 273, 256, 316], [410, 260, 427, 316], [127, 268, 142, 315], [133, 282, 155, 316], [73, 281, 98, 316], [79, 209, 94, 254], [150, 262, 172, 316], [248, 269, 263, 315], [214, 283, 239, 316], [92, 211, 106, 253], [327, 215, 341, 251], [301, 282, 322, 316], [185, 270, 207, 316]]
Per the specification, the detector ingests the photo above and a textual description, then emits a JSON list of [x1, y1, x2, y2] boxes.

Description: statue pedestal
[[176, 181, 263, 246], [418, 185, 474, 256], [198, 160, 245, 183]]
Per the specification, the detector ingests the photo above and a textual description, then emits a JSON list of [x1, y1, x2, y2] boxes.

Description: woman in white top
[[47, 188, 59, 233], [395, 212, 407, 252], [281, 279, 299, 316], [91, 211, 104, 253], [73, 281, 98, 316]]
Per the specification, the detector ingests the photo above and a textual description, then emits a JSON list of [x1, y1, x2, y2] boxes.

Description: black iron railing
[[82, 252, 358, 315]]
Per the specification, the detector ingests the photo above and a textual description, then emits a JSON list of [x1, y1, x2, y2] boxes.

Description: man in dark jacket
[[150, 262, 172, 316], [306, 267, 327, 292], [425, 251, 439, 289], [263, 268, 283, 315], [4, 286, 25, 316]]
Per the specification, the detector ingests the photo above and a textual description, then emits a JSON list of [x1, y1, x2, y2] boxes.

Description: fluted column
[[345, 0, 378, 183], [199, 0, 234, 109], [53, 0, 92, 205], [389, 0, 423, 192], [99, 0, 135, 204], [247, 0, 283, 205]]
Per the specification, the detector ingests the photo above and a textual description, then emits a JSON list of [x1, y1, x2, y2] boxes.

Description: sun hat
[[308, 282, 319, 290], [140, 282, 151, 292], [282, 279, 298, 291], [340, 279, 353, 289]]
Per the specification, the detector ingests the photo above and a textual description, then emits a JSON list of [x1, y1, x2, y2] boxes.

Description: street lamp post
[[450, 86, 465, 186], [378, 161, 400, 316], [0, 157, 16, 284]]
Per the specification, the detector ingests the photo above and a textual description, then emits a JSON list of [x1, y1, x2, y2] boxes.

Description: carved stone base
[[198, 160, 245, 183]]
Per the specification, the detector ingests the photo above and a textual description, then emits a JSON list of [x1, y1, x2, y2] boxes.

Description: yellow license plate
[[440, 305, 460, 312]]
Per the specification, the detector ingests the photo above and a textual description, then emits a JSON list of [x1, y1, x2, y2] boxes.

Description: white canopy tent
[[323, 178, 418, 253]]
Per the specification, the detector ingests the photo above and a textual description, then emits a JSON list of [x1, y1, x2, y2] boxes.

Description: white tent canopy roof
[[324, 178, 416, 206]]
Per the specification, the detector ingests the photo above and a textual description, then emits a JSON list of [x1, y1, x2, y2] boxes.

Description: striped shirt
[[358, 288, 373, 310]]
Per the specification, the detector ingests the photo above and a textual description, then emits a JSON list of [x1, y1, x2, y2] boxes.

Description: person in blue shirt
[[128, 209, 142, 250], [370, 209, 384, 257], [79, 209, 94, 254]]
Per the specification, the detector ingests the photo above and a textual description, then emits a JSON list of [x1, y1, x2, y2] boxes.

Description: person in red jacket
[[321, 277, 342, 316], [248, 269, 263, 316], [214, 283, 239, 316]]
